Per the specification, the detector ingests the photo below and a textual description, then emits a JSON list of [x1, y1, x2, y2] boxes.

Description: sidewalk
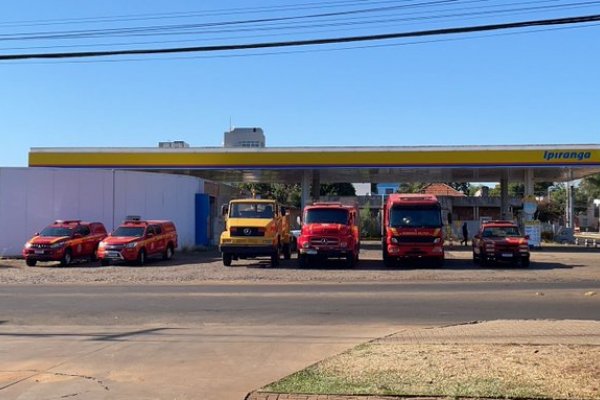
[[250, 320, 600, 400]]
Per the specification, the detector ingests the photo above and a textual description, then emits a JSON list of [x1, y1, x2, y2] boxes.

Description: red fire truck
[[297, 202, 360, 268], [382, 194, 445, 267]]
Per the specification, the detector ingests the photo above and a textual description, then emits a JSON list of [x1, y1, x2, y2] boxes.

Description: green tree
[[319, 183, 356, 196], [580, 173, 600, 200], [447, 182, 470, 195], [397, 182, 427, 193]]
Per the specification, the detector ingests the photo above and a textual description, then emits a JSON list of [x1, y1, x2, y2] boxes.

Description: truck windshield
[[40, 227, 73, 237], [482, 227, 520, 237], [230, 203, 275, 219], [305, 209, 348, 224], [390, 206, 442, 228], [113, 227, 145, 237]]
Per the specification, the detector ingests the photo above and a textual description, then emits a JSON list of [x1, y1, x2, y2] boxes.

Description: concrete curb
[[246, 393, 438, 400]]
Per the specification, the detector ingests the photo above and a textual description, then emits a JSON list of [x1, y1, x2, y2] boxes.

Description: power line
[[0, 0, 592, 51], [0, 0, 424, 28], [1, 13, 599, 61], [2, 0, 598, 45]]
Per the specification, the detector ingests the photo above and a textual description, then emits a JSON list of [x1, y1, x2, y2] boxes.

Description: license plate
[[502, 253, 513, 257], [107, 251, 121, 258], [34, 250, 44, 255], [306, 249, 318, 255]]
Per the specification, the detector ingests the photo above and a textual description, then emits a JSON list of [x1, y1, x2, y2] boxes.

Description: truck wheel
[[383, 246, 396, 268], [283, 243, 291, 260], [270, 252, 279, 268], [481, 254, 490, 267], [433, 257, 444, 268], [472, 251, 480, 264], [100, 259, 110, 267], [298, 254, 308, 268], [60, 249, 72, 267], [26, 259, 37, 267], [345, 253, 355, 268], [136, 249, 146, 266], [223, 253, 232, 267], [521, 256, 530, 268], [163, 244, 174, 260]]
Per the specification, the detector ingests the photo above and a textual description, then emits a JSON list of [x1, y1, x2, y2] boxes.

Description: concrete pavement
[[0, 323, 394, 400]]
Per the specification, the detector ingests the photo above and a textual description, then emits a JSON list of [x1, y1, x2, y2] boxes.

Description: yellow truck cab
[[219, 199, 292, 267]]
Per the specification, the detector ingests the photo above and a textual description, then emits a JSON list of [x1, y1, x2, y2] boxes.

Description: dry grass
[[265, 343, 600, 399]]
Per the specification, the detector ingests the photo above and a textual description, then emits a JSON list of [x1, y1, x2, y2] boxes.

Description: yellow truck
[[219, 199, 292, 267]]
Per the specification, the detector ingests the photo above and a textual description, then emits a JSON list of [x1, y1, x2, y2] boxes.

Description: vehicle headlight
[[433, 238, 441, 244], [50, 242, 66, 249], [24, 242, 32, 249], [391, 237, 399, 244], [125, 242, 138, 248], [302, 242, 310, 249], [98, 242, 106, 248]]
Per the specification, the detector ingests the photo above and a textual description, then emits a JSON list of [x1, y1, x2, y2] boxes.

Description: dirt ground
[[1, 243, 599, 285]]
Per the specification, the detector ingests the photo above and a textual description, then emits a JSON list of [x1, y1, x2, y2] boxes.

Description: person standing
[[462, 222, 469, 246]]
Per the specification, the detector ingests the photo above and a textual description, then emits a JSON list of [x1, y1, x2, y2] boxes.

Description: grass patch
[[263, 343, 600, 399]]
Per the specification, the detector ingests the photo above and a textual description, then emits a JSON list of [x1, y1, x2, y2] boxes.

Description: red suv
[[97, 218, 178, 266], [472, 220, 530, 267], [23, 220, 107, 267]]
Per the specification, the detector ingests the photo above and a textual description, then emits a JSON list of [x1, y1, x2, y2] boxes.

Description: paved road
[[1, 278, 599, 399], [1, 281, 599, 326]]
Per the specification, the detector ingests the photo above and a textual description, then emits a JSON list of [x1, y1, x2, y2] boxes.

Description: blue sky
[[1, 0, 599, 166]]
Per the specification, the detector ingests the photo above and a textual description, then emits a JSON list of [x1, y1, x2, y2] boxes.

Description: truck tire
[[100, 259, 110, 267], [345, 253, 355, 268], [521, 256, 530, 268], [223, 253, 232, 267], [472, 251, 480, 264], [283, 243, 291, 260], [136, 249, 146, 266], [26, 259, 37, 267], [298, 254, 308, 268], [163, 244, 174, 260], [270, 251, 279, 268], [60, 249, 72, 267]]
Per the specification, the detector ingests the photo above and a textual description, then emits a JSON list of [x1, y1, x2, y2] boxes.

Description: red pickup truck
[[472, 220, 530, 267], [23, 220, 107, 266], [97, 217, 178, 266]]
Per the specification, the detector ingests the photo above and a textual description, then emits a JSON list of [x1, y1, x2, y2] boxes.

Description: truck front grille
[[395, 236, 436, 244], [310, 237, 339, 246], [231, 227, 265, 237]]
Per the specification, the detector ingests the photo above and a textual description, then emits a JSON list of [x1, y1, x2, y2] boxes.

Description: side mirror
[[525, 235, 530, 240], [147, 233, 154, 238], [296, 216, 302, 226], [34, 232, 40, 236], [73, 233, 82, 239], [221, 204, 228, 216], [474, 234, 481, 239]]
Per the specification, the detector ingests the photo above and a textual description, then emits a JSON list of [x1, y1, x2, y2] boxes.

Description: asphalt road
[[1, 281, 599, 327], [1, 250, 599, 399]]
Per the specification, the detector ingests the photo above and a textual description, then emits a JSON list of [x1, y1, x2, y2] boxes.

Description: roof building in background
[[421, 183, 466, 197], [158, 141, 189, 148], [224, 127, 265, 148]]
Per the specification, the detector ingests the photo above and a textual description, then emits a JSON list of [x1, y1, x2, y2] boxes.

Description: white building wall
[[0, 168, 203, 257]]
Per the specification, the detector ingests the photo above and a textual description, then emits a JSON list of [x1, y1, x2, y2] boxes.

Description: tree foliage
[[319, 183, 356, 196]]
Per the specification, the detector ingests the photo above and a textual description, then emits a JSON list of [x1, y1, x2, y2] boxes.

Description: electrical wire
[[0, 13, 598, 61]]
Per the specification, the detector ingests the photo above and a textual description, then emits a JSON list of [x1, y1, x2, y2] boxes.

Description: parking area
[[1, 242, 599, 285]]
